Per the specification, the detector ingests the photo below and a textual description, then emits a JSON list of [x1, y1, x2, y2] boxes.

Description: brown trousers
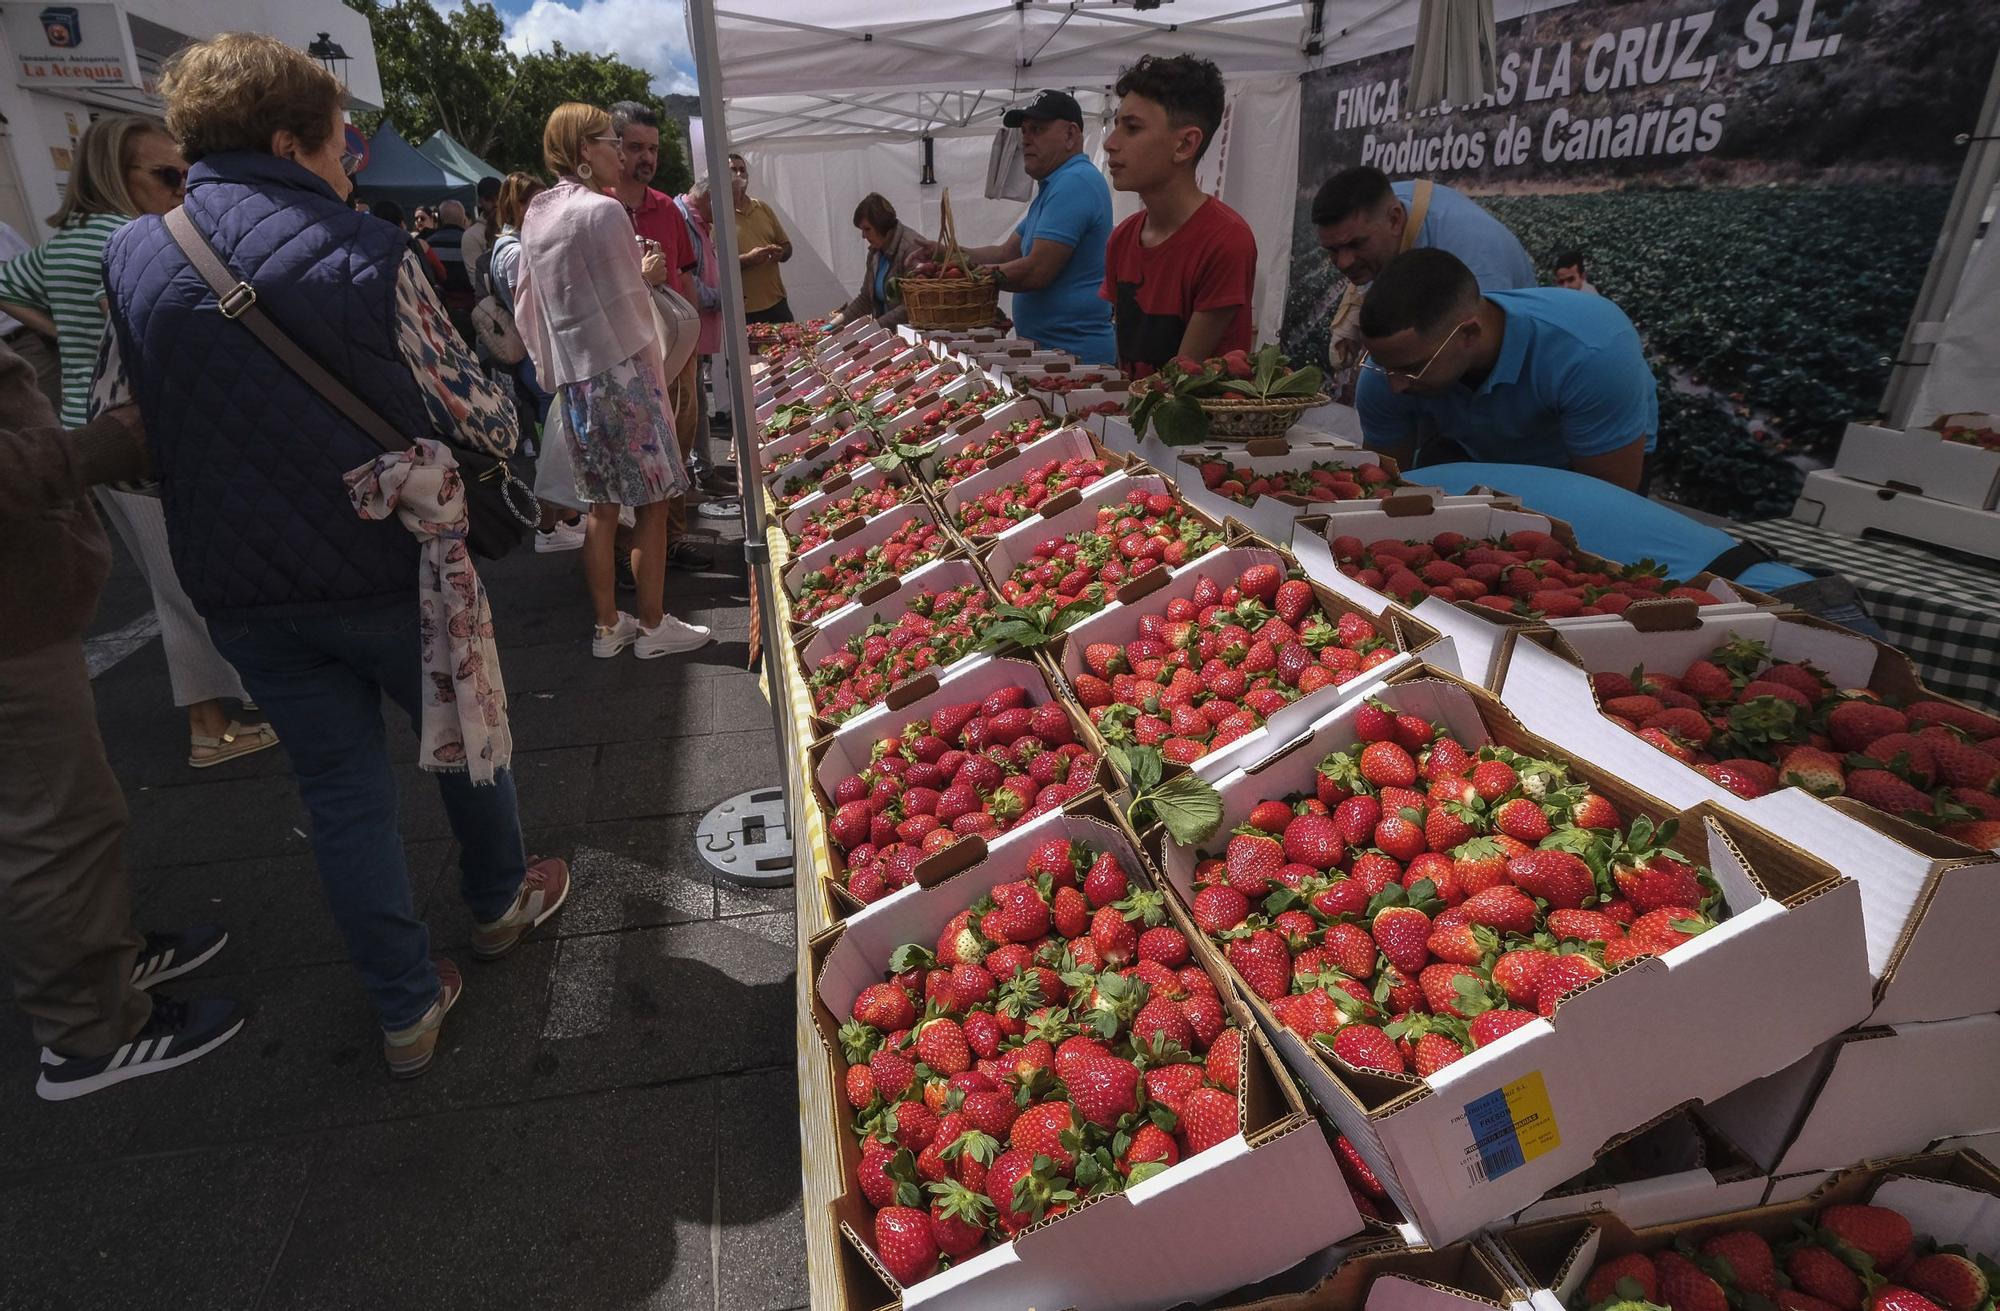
[[667, 354, 702, 540], [0, 638, 151, 1057]]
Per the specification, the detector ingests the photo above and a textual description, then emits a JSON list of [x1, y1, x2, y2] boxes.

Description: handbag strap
[[163, 206, 407, 457]]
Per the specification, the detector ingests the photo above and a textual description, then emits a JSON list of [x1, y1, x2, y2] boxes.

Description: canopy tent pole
[[687, 0, 797, 886]]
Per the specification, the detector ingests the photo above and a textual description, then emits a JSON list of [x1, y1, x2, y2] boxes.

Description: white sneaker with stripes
[[36, 997, 245, 1101], [130, 925, 229, 990]]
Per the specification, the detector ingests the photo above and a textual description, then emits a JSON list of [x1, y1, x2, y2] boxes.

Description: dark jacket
[[0, 345, 145, 658], [841, 222, 932, 328], [102, 151, 431, 620]]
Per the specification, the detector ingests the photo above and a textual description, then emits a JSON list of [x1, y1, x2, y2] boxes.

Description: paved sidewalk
[[0, 516, 806, 1310]]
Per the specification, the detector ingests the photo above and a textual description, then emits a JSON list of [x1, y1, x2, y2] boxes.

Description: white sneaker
[[535, 520, 586, 552], [634, 614, 713, 658], [592, 612, 640, 658]]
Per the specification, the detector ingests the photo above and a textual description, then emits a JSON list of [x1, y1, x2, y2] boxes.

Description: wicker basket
[[1194, 393, 1331, 439], [900, 190, 1001, 331]]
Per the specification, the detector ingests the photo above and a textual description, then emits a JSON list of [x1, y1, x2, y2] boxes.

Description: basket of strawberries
[[1130, 344, 1328, 444], [897, 190, 1002, 331]]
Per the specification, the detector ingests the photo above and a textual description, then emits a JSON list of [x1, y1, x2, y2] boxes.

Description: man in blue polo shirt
[[961, 91, 1117, 364], [1356, 249, 1658, 491]]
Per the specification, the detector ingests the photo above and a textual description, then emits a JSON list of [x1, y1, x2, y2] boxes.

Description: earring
[[577, 161, 593, 182]]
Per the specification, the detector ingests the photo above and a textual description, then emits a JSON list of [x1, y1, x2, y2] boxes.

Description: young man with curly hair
[[1100, 53, 1257, 377]]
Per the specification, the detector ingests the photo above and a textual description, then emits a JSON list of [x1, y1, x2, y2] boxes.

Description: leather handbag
[[164, 206, 536, 560], [650, 282, 699, 379], [471, 292, 526, 365]]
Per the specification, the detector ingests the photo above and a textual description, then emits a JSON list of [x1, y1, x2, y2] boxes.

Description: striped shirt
[[0, 212, 127, 425]]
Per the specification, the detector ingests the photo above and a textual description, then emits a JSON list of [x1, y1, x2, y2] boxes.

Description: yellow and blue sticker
[[1460, 1071, 1561, 1185]]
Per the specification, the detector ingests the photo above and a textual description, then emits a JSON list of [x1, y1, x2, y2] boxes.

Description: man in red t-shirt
[[611, 101, 712, 570], [1100, 54, 1257, 378]]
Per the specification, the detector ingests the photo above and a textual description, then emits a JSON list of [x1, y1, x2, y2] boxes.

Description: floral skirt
[[548, 351, 690, 506]]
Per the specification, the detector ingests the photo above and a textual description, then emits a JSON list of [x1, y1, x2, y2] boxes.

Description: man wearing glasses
[[1354, 248, 1657, 492]]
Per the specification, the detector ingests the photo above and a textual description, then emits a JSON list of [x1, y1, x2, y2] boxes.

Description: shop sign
[[0, 1, 141, 89]]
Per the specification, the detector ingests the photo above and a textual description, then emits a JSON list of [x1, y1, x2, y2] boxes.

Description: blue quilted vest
[[103, 152, 429, 619]]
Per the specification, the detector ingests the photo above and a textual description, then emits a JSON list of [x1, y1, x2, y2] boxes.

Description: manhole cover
[[696, 498, 742, 520], [695, 787, 794, 886]]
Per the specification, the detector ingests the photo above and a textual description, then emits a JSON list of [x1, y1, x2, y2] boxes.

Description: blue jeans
[[208, 601, 527, 1029]]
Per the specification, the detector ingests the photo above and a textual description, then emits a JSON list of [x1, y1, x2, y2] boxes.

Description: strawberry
[[1359, 740, 1418, 788], [1462, 885, 1538, 936], [1191, 885, 1250, 934], [1225, 929, 1292, 1001], [1788, 1246, 1865, 1311], [915, 1017, 972, 1075], [1224, 832, 1285, 895], [1371, 906, 1433, 974], [1780, 746, 1847, 796], [1469, 1008, 1538, 1047], [1587, 1253, 1660, 1305], [1490, 948, 1554, 1008], [853, 982, 919, 1031], [1083, 851, 1129, 907], [1534, 954, 1604, 1017], [1902, 1254, 1991, 1311], [1330, 1023, 1406, 1074], [1844, 769, 1934, 819], [1492, 797, 1552, 843], [1419, 963, 1491, 1018], [1067, 1053, 1142, 1127], [1374, 813, 1428, 862], [1657, 1250, 1730, 1311], [871, 1047, 917, 1101], [1089, 904, 1138, 967], [1238, 563, 1282, 602], [1177, 1086, 1238, 1154], [1777, 1294, 1845, 1311], [1137, 924, 1190, 968], [926, 1180, 991, 1258], [1547, 908, 1625, 943], [873, 1204, 940, 1284], [1818, 1203, 1914, 1270], [1275, 579, 1314, 624], [1283, 814, 1345, 869], [1506, 849, 1595, 910], [1614, 853, 1705, 913], [1119, 1123, 1181, 1176], [1827, 701, 1908, 752], [983, 1148, 1065, 1233], [1701, 1229, 1778, 1296], [1871, 1290, 1947, 1311], [1627, 906, 1711, 955]]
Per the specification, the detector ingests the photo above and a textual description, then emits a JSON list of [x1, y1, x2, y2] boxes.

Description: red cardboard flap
[[830, 515, 866, 542], [1381, 493, 1442, 517], [1622, 598, 1703, 632]]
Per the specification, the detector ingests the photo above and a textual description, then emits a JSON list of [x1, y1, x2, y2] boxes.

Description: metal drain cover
[[695, 787, 794, 886]]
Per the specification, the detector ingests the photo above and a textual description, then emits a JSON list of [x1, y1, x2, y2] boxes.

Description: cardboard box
[[809, 798, 1357, 1311], [778, 463, 919, 551], [780, 501, 950, 607], [1095, 413, 1360, 482], [809, 652, 1098, 915], [1703, 1012, 2000, 1177], [1172, 447, 1463, 547], [976, 469, 1228, 600], [765, 432, 881, 516], [1792, 468, 2000, 561], [1494, 1152, 2000, 1311], [1149, 670, 1872, 1244], [1491, 608, 2000, 1024], [1832, 418, 2000, 510], [934, 426, 1128, 541], [1292, 502, 1771, 687], [1501, 1110, 1767, 1230], [792, 558, 996, 737], [760, 403, 862, 475], [1207, 1240, 1525, 1311], [912, 399, 1056, 489]]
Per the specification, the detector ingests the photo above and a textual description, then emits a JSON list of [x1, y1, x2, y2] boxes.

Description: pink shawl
[[514, 177, 658, 388]]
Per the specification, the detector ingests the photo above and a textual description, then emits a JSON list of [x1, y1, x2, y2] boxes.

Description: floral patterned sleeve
[[393, 250, 520, 456]]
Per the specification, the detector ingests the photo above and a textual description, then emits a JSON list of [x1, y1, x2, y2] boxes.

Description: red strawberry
[[1701, 1229, 1778, 1297], [1469, 1008, 1538, 1048], [1238, 564, 1281, 602], [1224, 832, 1285, 895], [1419, 963, 1492, 1018], [1359, 741, 1418, 788], [873, 1205, 939, 1285], [1191, 884, 1250, 934], [1614, 853, 1704, 913], [1283, 814, 1345, 869], [1871, 1290, 1946, 1311], [1275, 579, 1314, 624], [1534, 954, 1605, 1017], [1090, 905, 1138, 967], [1119, 1123, 1181, 1176], [1818, 1203, 1914, 1270], [1490, 948, 1554, 1008], [1067, 1053, 1142, 1127], [1462, 884, 1538, 936], [1177, 1086, 1238, 1154], [1827, 700, 1908, 752], [1507, 849, 1595, 910], [1788, 1246, 1865, 1311], [1492, 797, 1552, 843], [1657, 1250, 1730, 1311], [853, 982, 919, 1031], [1225, 929, 1292, 1001], [1205, 1028, 1243, 1091], [1372, 906, 1433, 974], [916, 1017, 972, 1075], [1330, 1023, 1406, 1074], [1902, 1254, 1991, 1311]]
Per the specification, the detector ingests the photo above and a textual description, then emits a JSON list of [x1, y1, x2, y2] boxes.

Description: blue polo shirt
[[1358, 287, 1659, 467], [1394, 180, 1535, 293], [1413, 463, 1812, 591], [1011, 153, 1117, 364]]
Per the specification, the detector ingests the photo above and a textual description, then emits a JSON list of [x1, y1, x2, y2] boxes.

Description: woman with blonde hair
[[514, 103, 711, 657], [0, 113, 276, 769]]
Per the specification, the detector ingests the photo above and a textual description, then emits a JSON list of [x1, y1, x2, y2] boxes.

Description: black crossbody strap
[[163, 206, 407, 458]]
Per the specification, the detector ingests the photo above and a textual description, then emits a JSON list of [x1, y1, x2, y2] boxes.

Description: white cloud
[[502, 0, 699, 96]]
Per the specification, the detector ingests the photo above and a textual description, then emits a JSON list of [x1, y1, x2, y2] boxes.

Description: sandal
[[188, 720, 280, 769]]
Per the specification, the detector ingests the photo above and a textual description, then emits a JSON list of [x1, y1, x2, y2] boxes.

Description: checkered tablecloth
[[1740, 517, 2000, 712]]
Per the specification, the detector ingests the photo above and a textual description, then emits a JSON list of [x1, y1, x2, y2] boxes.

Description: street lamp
[[306, 32, 350, 81]]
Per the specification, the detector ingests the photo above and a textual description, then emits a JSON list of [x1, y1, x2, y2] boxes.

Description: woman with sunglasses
[[0, 114, 279, 771], [513, 103, 711, 659]]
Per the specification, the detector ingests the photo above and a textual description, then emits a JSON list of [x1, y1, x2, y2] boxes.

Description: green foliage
[[344, 0, 690, 190]]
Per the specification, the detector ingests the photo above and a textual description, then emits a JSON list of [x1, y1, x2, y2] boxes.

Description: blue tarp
[[418, 131, 502, 186], [352, 120, 475, 208]]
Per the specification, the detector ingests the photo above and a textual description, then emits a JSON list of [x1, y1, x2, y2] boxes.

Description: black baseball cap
[[1004, 90, 1084, 128]]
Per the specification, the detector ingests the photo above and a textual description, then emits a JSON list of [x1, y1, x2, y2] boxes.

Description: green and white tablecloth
[[1741, 517, 2000, 712]]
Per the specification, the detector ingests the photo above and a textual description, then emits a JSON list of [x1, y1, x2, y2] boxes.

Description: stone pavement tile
[[716, 1067, 809, 1311], [104, 716, 297, 792], [132, 840, 455, 977], [422, 818, 718, 950], [122, 772, 313, 869], [0, 1138, 317, 1311], [591, 729, 782, 822], [519, 915, 795, 1097], [109, 947, 556, 1158], [500, 637, 753, 695], [505, 670, 711, 748], [258, 1080, 717, 1310]]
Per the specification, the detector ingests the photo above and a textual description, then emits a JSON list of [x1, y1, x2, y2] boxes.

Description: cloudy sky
[[470, 0, 701, 95]]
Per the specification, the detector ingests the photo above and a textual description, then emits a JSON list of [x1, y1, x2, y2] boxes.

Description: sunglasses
[[137, 164, 186, 191], [1359, 317, 1476, 384]]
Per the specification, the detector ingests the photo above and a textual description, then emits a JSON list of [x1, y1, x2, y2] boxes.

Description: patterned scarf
[[344, 439, 513, 784]]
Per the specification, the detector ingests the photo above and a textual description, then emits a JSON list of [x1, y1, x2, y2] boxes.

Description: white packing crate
[[1833, 418, 2000, 509], [936, 425, 1123, 540], [977, 470, 1226, 594], [1172, 448, 1456, 548], [1791, 468, 2000, 561]]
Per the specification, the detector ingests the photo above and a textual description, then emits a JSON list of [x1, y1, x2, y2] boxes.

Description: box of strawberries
[[1832, 417, 2000, 510], [1145, 667, 1872, 1244], [1492, 1151, 2000, 1311], [1491, 606, 2000, 1025], [932, 426, 1131, 542], [792, 561, 999, 736], [1172, 447, 1454, 547], [1292, 501, 1774, 688], [808, 794, 1356, 1311], [1205, 1238, 1525, 1311]]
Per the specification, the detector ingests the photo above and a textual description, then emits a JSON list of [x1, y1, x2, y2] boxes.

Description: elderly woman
[[837, 193, 931, 329], [98, 33, 569, 1079], [514, 103, 711, 658], [0, 113, 275, 770]]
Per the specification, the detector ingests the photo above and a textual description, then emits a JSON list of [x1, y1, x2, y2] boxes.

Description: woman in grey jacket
[[838, 194, 931, 329]]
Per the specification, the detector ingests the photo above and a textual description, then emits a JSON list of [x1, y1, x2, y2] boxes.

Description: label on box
[[1445, 1070, 1561, 1186]]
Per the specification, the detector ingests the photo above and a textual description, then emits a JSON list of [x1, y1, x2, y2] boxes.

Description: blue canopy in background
[[351, 121, 475, 209]]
